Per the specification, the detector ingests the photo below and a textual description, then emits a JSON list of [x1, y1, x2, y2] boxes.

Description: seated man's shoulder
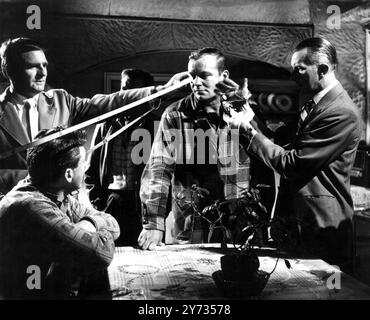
[[1, 185, 57, 216], [0, 189, 32, 217]]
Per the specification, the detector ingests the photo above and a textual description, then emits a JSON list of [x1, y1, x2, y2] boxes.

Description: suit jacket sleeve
[[65, 87, 154, 125], [245, 107, 360, 180]]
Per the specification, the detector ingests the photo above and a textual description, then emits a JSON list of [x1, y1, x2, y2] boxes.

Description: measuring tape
[[0, 77, 192, 160]]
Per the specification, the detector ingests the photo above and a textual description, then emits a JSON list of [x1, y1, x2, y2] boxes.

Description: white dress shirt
[[9, 91, 40, 140]]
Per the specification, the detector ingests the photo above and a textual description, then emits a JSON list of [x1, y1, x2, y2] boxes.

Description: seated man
[[0, 128, 120, 300]]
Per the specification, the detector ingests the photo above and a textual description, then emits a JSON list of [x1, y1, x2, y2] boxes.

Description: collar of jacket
[[296, 82, 345, 135], [39, 89, 55, 110], [0, 87, 30, 146], [178, 94, 228, 130], [314, 82, 344, 112], [0, 87, 54, 105]]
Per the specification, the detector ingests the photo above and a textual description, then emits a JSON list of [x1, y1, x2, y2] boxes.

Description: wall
[[0, 0, 368, 138], [310, 0, 369, 141]]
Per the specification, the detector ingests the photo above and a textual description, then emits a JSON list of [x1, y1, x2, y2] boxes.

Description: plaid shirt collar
[[179, 94, 229, 131]]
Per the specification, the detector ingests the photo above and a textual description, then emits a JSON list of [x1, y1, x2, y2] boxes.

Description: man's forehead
[[20, 50, 47, 63], [291, 48, 309, 66], [188, 55, 219, 71]]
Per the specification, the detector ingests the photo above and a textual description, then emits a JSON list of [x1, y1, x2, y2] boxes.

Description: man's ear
[[317, 64, 329, 80], [65, 168, 74, 183], [221, 70, 229, 79]]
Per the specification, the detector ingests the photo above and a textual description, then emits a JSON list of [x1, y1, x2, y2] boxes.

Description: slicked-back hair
[[0, 37, 45, 79], [294, 37, 338, 69], [121, 68, 154, 89], [27, 127, 87, 187], [189, 47, 226, 73]]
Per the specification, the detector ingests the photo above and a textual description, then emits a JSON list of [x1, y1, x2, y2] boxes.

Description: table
[[105, 244, 370, 300]]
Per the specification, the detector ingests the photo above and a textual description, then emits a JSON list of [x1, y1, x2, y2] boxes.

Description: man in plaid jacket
[[138, 48, 252, 250]]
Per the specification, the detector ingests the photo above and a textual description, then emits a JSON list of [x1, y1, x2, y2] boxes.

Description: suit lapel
[[315, 83, 344, 111], [298, 83, 344, 133], [298, 108, 314, 132], [37, 91, 56, 130], [0, 100, 30, 146]]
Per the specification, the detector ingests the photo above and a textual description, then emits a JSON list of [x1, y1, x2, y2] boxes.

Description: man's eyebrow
[[24, 61, 48, 67], [189, 71, 212, 77], [198, 71, 213, 76]]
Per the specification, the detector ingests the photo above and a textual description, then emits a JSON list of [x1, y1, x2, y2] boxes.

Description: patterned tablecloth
[[102, 244, 370, 300]]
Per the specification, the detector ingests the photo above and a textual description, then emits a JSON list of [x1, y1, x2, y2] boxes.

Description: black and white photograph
[[0, 0, 370, 310]]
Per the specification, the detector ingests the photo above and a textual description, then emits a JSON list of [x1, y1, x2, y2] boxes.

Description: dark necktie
[[297, 99, 315, 132], [21, 100, 32, 140]]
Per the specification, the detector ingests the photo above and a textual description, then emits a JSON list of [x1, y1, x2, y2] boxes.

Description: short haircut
[[0, 37, 45, 79], [189, 47, 226, 72], [294, 37, 338, 69], [121, 68, 154, 89], [27, 127, 87, 187]]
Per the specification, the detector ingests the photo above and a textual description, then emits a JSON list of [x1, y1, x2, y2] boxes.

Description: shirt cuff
[[80, 215, 107, 231], [143, 217, 165, 232], [79, 216, 98, 229]]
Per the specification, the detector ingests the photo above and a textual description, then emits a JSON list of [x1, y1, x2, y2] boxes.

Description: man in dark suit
[[0, 37, 185, 196], [86, 68, 158, 245], [220, 37, 362, 273]]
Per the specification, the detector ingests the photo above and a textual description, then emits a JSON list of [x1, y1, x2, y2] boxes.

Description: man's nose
[[38, 65, 47, 76], [192, 75, 202, 86]]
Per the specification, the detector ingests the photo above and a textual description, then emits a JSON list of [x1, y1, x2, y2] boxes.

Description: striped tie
[[297, 99, 315, 132]]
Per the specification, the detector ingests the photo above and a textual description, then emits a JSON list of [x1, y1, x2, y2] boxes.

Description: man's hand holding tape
[[216, 78, 267, 140]]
